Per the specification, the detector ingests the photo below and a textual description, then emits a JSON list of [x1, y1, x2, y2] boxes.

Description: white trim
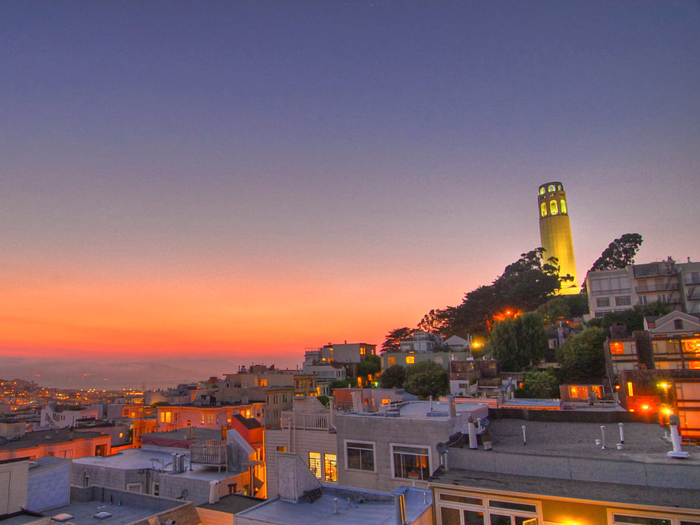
[[343, 439, 377, 473], [607, 507, 700, 525]]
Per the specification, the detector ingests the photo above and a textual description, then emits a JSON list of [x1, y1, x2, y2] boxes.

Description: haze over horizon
[[2, 1, 699, 378]]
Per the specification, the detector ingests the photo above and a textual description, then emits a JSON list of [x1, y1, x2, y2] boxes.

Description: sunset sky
[[1, 1, 699, 373]]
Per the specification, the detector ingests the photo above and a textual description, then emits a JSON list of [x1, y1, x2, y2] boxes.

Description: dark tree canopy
[[582, 233, 643, 292], [515, 370, 560, 399], [487, 312, 548, 372], [356, 355, 381, 378], [556, 327, 607, 382], [379, 364, 406, 389], [403, 361, 448, 398], [586, 301, 671, 333], [381, 327, 416, 353], [448, 249, 565, 337]]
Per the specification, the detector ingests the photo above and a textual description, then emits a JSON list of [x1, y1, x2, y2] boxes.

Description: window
[[260, 379, 268, 387], [615, 296, 632, 306], [550, 200, 558, 215], [548, 185, 555, 192], [324, 453, 337, 482], [674, 319, 684, 330], [273, 394, 279, 404], [539, 187, 545, 195], [406, 356, 415, 364], [309, 452, 322, 479], [613, 515, 671, 525], [560, 200, 567, 214], [346, 441, 375, 472], [388, 357, 396, 366], [276, 446, 286, 452], [597, 298, 611, 307], [610, 342, 624, 355], [392, 444, 430, 480], [540, 203, 547, 217], [627, 382, 634, 397]]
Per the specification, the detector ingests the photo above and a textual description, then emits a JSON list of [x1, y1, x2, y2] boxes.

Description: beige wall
[[0, 459, 29, 515]]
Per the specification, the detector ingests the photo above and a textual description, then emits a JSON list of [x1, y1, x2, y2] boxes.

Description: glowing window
[[610, 342, 624, 355], [689, 361, 700, 369], [382, 398, 391, 405], [388, 357, 396, 366], [569, 386, 579, 398], [591, 385, 603, 398], [309, 452, 322, 479], [260, 379, 268, 387], [540, 202, 547, 217], [406, 356, 415, 364], [165, 411, 171, 423], [627, 382, 634, 397], [548, 185, 555, 192], [550, 200, 558, 215], [560, 199, 567, 213], [539, 187, 545, 195], [324, 453, 337, 482], [557, 184, 562, 190]]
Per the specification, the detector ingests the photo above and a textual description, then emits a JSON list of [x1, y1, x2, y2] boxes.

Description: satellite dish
[[481, 418, 491, 427], [436, 442, 448, 454]]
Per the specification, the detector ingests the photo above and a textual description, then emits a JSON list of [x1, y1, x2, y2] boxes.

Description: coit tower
[[538, 182, 578, 295]]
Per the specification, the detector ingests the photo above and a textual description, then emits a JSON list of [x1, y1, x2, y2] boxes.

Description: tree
[[487, 312, 548, 372], [519, 312, 548, 367], [417, 309, 452, 336], [381, 327, 415, 353], [379, 364, 406, 389], [581, 233, 643, 292], [487, 318, 522, 371], [515, 370, 560, 399], [586, 301, 671, 332], [404, 361, 448, 398], [356, 355, 381, 379], [556, 327, 607, 382]]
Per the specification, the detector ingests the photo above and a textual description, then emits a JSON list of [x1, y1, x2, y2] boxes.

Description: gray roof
[[236, 486, 432, 525], [432, 469, 700, 511], [0, 428, 107, 452], [197, 493, 265, 512]]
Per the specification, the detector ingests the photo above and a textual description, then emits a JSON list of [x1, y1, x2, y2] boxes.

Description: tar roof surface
[[432, 469, 700, 511]]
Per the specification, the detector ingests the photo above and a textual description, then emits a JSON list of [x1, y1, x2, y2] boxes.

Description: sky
[[1, 1, 699, 382]]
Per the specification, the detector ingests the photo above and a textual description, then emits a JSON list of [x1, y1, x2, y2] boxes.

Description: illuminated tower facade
[[538, 182, 578, 294]]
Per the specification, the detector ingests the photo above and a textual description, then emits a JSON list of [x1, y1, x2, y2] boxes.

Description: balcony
[[590, 288, 631, 296], [281, 410, 331, 431], [636, 283, 679, 293], [190, 440, 228, 470]]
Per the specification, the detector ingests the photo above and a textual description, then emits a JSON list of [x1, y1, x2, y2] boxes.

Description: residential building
[[332, 388, 417, 411], [155, 402, 264, 432], [0, 428, 111, 461], [40, 402, 100, 429], [400, 331, 443, 353], [538, 182, 578, 294], [381, 350, 470, 371], [431, 417, 699, 525], [586, 259, 699, 318], [71, 426, 263, 503]]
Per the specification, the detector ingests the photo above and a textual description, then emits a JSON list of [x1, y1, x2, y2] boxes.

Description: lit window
[[569, 386, 579, 398], [346, 441, 375, 472], [550, 200, 558, 215], [277, 446, 286, 452], [591, 385, 603, 398], [382, 398, 391, 405], [309, 452, 322, 479], [540, 202, 547, 217], [539, 187, 545, 195], [392, 445, 430, 480], [406, 356, 415, 364], [548, 185, 555, 192], [388, 357, 396, 366], [560, 200, 567, 213], [627, 382, 634, 397], [689, 361, 700, 369], [165, 412, 171, 423], [324, 453, 337, 482], [610, 342, 624, 355], [260, 379, 268, 387]]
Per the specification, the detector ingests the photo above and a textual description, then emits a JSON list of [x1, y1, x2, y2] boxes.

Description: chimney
[[468, 417, 478, 449], [393, 488, 407, 525], [447, 396, 456, 417], [209, 480, 220, 504], [351, 391, 363, 413], [667, 415, 690, 459]]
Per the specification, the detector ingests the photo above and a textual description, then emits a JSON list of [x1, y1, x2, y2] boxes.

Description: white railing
[[281, 411, 330, 431], [190, 440, 227, 466]]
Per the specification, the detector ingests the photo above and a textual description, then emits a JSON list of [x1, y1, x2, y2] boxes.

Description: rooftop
[[197, 493, 265, 513], [340, 400, 489, 421], [236, 486, 431, 525], [0, 428, 108, 451]]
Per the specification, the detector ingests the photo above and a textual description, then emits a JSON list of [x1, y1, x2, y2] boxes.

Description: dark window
[[613, 515, 672, 525], [489, 501, 537, 513], [346, 441, 374, 471]]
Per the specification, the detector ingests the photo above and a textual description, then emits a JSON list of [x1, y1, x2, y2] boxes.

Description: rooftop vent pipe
[[393, 488, 407, 525], [667, 415, 690, 459], [447, 396, 456, 418]]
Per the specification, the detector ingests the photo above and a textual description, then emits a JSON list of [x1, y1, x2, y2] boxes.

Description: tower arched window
[[548, 185, 555, 192], [550, 200, 558, 215], [561, 200, 567, 214], [558, 184, 562, 191], [540, 202, 547, 217], [539, 187, 545, 195]]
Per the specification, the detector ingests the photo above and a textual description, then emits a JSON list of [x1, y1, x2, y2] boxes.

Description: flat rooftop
[[0, 429, 107, 451], [236, 486, 432, 525], [340, 400, 489, 421], [73, 449, 243, 481], [480, 418, 696, 463], [44, 501, 166, 525]]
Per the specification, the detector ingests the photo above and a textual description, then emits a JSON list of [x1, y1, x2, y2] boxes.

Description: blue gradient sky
[[1, 1, 699, 369]]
